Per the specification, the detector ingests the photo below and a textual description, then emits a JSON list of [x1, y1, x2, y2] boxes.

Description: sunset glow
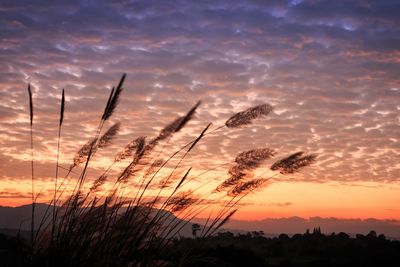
[[1, 0, 399, 230]]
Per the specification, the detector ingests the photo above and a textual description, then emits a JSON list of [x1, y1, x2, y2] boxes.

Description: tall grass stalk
[[27, 84, 35, 260], [52, 89, 65, 241]]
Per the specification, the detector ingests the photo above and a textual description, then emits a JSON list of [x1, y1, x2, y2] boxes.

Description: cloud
[[0, 191, 30, 199], [0, 0, 399, 193], [269, 202, 293, 207]]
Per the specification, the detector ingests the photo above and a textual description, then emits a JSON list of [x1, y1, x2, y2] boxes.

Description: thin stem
[[30, 123, 35, 258], [52, 121, 62, 241]]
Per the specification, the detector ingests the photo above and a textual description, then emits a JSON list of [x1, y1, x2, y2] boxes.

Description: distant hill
[[2, 204, 399, 239], [0, 204, 198, 238], [0, 204, 50, 231]]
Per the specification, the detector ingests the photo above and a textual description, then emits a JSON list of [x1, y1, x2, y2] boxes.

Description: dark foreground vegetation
[[2, 229, 399, 267], [17, 74, 318, 266], [165, 229, 400, 267]]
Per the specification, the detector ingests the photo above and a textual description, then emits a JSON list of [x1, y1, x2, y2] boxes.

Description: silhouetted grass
[[27, 84, 34, 260], [26, 74, 316, 266]]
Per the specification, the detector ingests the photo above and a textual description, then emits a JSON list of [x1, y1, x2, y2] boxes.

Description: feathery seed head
[[98, 122, 120, 149], [228, 178, 268, 197], [225, 103, 273, 128], [271, 152, 317, 174], [28, 84, 33, 126]]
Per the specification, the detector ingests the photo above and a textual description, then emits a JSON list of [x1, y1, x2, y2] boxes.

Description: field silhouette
[[2, 74, 317, 266], [2, 226, 400, 266], [165, 229, 400, 267]]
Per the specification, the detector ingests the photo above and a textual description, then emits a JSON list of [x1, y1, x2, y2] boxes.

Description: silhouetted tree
[[192, 223, 201, 238]]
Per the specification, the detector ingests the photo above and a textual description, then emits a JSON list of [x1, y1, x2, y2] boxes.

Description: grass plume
[[271, 152, 317, 174], [101, 73, 126, 122], [225, 103, 273, 128]]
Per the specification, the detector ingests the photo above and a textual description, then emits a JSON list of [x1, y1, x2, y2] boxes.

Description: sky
[[0, 0, 399, 223]]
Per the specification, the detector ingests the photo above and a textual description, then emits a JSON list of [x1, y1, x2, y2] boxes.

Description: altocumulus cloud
[[0, 0, 399, 190]]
